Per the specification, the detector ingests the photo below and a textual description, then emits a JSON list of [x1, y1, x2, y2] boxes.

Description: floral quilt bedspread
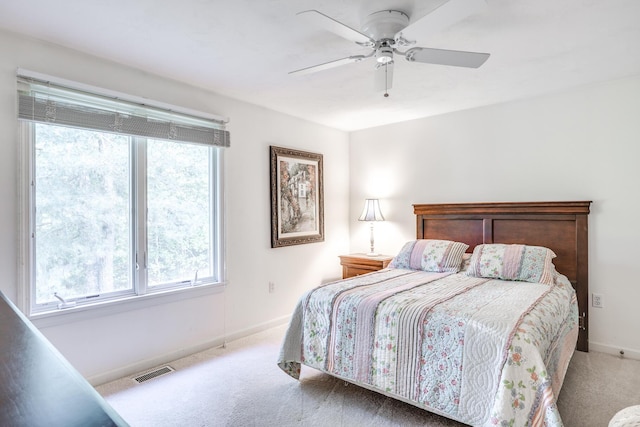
[[278, 268, 578, 427]]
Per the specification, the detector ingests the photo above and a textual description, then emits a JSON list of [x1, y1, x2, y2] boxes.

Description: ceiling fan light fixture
[[376, 47, 393, 64]]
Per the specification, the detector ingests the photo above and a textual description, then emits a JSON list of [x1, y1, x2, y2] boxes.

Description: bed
[[278, 201, 591, 426]]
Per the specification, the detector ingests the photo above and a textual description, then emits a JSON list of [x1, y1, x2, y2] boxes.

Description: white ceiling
[[1, 0, 639, 131]]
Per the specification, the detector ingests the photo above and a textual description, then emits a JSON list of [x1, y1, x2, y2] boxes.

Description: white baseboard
[[589, 341, 640, 361], [88, 314, 291, 386]]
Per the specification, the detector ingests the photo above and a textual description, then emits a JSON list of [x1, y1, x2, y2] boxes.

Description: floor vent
[[133, 365, 175, 383]]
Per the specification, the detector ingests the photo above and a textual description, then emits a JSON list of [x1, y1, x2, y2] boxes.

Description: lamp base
[[366, 252, 380, 257]]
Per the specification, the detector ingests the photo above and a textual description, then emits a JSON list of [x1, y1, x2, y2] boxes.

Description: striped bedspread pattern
[[278, 268, 577, 427]]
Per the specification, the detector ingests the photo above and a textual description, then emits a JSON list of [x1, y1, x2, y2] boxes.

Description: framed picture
[[270, 146, 324, 248]]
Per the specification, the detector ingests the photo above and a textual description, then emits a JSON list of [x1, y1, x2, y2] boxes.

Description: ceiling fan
[[290, 0, 490, 97]]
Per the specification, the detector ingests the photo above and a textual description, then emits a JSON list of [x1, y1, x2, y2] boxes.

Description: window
[[18, 71, 229, 314]]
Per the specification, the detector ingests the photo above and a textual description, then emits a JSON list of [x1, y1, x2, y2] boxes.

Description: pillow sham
[[466, 243, 556, 284], [389, 239, 469, 273]]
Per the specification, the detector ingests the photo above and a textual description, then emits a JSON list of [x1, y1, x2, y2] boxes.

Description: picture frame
[[270, 146, 324, 248]]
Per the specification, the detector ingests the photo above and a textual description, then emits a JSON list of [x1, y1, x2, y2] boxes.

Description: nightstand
[[339, 253, 393, 279]]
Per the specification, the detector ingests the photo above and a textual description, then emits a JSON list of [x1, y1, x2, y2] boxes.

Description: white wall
[[0, 30, 349, 383], [349, 74, 640, 358]]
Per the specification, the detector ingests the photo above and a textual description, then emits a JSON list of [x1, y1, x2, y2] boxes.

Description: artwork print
[[270, 146, 324, 248]]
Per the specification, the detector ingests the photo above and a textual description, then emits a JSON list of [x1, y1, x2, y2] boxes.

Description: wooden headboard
[[413, 201, 591, 352]]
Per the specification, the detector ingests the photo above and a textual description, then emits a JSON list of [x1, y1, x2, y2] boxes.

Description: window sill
[[30, 282, 226, 329]]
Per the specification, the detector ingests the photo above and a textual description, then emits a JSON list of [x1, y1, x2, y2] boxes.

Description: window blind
[[17, 73, 230, 147]]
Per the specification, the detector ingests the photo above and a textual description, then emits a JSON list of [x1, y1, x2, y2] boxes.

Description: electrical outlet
[[592, 293, 603, 308], [268, 281, 275, 293]]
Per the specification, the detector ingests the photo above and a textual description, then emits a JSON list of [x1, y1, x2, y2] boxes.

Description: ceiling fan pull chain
[[384, 63, 389, 98]]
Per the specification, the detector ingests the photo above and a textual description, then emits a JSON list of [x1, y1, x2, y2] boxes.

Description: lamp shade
[[358, 199, 385, 222]]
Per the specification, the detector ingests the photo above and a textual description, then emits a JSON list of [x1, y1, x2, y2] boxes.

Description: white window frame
[[16, 72, 228, 319]]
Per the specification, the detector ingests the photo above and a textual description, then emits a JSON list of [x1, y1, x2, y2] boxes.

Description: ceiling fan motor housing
[[361, 10, 409, 42]]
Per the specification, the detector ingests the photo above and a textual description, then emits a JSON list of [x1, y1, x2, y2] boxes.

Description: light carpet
[[97, 325, 640, 427]]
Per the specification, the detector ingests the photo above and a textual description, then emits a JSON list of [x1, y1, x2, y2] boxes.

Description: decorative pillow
[[389, 239, 469, 273], [458, 253, 473, 273], [466, 244, 556, 284]]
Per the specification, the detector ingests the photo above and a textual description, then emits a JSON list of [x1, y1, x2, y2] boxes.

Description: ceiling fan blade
[[297, 10, 375, 46], [405, 47, 489, 68], [398, 0, 487, 41], [289, 55, 369, 75], [374, 62, 394, 95]]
